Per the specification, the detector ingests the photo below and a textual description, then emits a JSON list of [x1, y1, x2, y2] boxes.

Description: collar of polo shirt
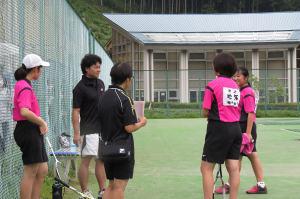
[[82, 75, 97, 87]]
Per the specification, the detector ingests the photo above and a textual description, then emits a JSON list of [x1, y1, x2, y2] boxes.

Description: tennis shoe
[[98, 189, 105, 199], [246, 185, 267, 194], [79, 190, 94, 199], [214, 183, 230, 194]]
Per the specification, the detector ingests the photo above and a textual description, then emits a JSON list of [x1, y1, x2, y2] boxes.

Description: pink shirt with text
[[13, 80, 40, 121], [239, 85, 257, 122], [202, 76, 241, 122]]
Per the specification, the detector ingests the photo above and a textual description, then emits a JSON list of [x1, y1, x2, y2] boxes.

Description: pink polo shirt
[[203, 76, 241, 122], [239, 85, 257, 122], [13, 80, 40, 121]]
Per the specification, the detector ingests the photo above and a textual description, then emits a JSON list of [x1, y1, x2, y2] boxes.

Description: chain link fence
[[0, 0, 113, 198], [132, 68, 300, 118]]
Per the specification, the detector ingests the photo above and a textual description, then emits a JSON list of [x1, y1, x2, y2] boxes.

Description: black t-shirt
[[99, 85, 138, 147], [73, 75, 105, 135]]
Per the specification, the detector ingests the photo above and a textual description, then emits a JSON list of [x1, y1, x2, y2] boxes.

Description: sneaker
[[98, 189, 105, 199], [246, 185, 267, 194], [79, 190, 94, 199], [214, 183, 230, 194]]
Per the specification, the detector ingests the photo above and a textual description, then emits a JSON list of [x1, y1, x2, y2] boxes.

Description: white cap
[[22, 54, 50, 69]]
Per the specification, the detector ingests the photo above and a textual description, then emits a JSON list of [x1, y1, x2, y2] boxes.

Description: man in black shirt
[[72, 54, 106, 198], [99, 62, 147, 199]]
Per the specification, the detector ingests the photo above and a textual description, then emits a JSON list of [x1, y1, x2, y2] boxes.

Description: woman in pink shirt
[[201, 53, 242, 199], [13, 54, 49, 199], [214, 67, 267, 195], [235, 67, 267, 194]]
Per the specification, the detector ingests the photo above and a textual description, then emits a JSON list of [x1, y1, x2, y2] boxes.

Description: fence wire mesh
[[0, 0, 113, 198]]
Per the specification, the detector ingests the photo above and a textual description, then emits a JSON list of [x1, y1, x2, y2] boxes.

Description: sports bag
[[99, 136, 132, 162]]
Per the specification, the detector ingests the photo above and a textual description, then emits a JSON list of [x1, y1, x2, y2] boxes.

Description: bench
[[49, 145, 80, 182]]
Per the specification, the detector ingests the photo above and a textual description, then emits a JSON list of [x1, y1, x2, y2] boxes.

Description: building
[[104, 12, 300, 103]]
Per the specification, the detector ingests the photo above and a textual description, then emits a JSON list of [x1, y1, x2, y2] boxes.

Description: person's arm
[[246, 112, 255, 141], [17, 88, 47, 134], [122, 96, 147, 133], [20, 108, 48, 134], [243, 90, 256, 141], [72, 108, 81, 145], [202, 85, 214, 118], [202, 109, 209, 118], [124, 117, 147, 133]]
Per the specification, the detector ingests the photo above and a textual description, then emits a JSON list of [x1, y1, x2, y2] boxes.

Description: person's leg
[[200, 161, 215, 199], [239, 156, 243, 172], [103, 180, 114, 199], [247, 152, 264, 182], [225, 159, 240, 199], [31, 162, 48, 199], [78, 156, 92, 191], [245, 152, 267, 193], [111, 179, 129, 199], [20, 164, 39, 199], [95, 159, 106, 194]]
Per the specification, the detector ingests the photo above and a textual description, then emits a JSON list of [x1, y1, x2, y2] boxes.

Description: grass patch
[[42, 118, 300, 198]]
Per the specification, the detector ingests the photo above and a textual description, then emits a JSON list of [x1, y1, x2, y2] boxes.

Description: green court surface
[[44, 118, 300, 199]]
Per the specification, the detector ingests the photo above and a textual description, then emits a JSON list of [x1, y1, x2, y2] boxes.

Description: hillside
[[67, 0, 113, 47]]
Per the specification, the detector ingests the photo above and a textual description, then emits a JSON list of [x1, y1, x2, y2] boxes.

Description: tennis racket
[[55, 177, 95, 199], [213, 164, 227, 199], [46, 136, 68, 181], [47, 136, 95, 198]]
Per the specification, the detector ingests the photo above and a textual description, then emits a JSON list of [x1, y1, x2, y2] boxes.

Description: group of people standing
[[201, 53, 267, 199], [12, 52, 266, 199], [12, 53, 146, 199]]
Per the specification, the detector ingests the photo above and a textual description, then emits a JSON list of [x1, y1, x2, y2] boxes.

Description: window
[[160, 91, 166, 102], [297, 50, 300, 59], [268, 51, 284, 59], [169, 90, 177, 98], [153, 53, 166, 60], [118, 46, 122, 53], [231, 52, 244, 59], [154, 91, 159, 102], [190, 91, 197, 103], [189, 53, 205, 60]]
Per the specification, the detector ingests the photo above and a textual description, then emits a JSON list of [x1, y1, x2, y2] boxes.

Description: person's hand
[[139, 117, 147, 127], [245, 133, 253, 142], [39, 120, 48, 135], [73, 133, 81, 146]]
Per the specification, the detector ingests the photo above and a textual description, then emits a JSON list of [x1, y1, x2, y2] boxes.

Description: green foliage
[[67, 0, 112, 46], [41, 176, 54, 199], [143, 102, 300, 119], [257, 110, 300, 117]]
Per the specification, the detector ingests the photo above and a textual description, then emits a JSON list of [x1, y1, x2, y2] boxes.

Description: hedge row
[[145, 102, 300, 110], [143, 103, 300, 119]]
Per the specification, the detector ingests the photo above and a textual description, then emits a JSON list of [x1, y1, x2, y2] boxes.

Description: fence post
[[166, 69, 170, 117], [18, 0, 25, 61]]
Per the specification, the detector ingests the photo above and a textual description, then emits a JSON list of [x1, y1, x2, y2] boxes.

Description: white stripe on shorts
[[80, 133, 99, 157]]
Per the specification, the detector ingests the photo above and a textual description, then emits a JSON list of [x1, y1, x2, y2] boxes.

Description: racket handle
[[54, 177, 70, 188]]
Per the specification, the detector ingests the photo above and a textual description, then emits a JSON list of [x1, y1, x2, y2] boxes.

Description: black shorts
[[239, 121, 257, 155], [104, 157, 135, 180], [14, 120, 48, 165], [202, 120, 242, 164]]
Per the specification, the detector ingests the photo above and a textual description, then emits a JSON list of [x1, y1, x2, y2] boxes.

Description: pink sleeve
[[243, 91, 255, 113], [202, 86, 214, 110], [17, 89, 32, 110]]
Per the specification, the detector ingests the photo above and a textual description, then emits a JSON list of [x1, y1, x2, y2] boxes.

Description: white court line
[[281, 128, 300, 135]]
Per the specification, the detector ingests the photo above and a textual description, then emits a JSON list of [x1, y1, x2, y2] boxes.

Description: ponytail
[[14, 64, 31, 81]]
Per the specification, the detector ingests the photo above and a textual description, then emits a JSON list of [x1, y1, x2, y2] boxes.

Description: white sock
[[257, 181, 265, 188]]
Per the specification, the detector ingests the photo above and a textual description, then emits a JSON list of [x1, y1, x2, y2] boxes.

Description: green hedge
[[145, 102, 299, 110], [143, 102, 300, 119]]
